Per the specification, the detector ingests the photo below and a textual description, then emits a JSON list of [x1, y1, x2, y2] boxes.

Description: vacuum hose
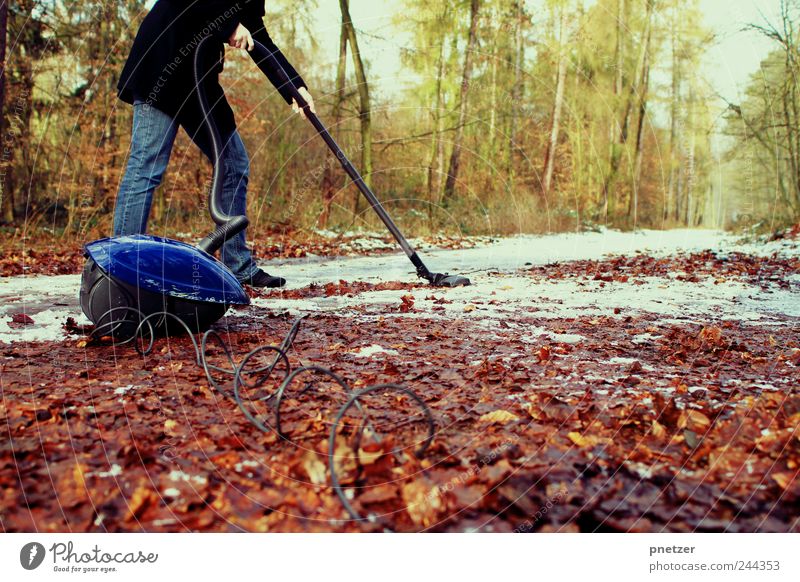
[[194, 35, 249, 255]]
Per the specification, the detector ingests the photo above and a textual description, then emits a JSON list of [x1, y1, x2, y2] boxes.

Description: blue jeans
[[113, 100, 258, 281]]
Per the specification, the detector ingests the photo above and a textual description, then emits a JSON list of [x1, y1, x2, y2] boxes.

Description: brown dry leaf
[[567, 431, 594, 447], [402, 479, 443, 527], [358, 444, 384, 466], [164, 419, 179, 436], [699, 326, 723, 347], [11, 313, 34, 325], [771, 472, 797, 491], [302, 451, 327, 485], [126, 486, 155, 522], [479, 410, 519, 425], [358, 485, 398, 505], [331, 438, 358, 483], [678, 410, 711, 433], [567, 431, 611, 447], [73, 463, 87, 490], [537, 345, 552, 362], [651, 420, 667, 440], [399, 294, 415, 313]]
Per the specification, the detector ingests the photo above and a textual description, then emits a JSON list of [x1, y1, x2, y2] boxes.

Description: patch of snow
[[162, 488, 181, 497], [353, 344, 399, 358], [607, 357, 638, 365], [250, 273, 799, 325], [632, 333, 661, 345], [0, 274, 85, 343], [0, 308, 85, 343], [626, 461, 654, 479], [0, 229, 797, 345], [90, 464, 123, 478], [234, 460, 260, 472], [113, 384, 136, 396], [168, 470, 207, 485], [261, 228, 737, 289], [547, 332, 585, 344]]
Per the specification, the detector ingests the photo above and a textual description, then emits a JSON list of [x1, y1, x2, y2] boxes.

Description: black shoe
[[242, 269, 286, 288]]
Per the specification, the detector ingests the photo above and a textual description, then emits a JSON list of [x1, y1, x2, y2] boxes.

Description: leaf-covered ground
[[1, 230, 799, 532]]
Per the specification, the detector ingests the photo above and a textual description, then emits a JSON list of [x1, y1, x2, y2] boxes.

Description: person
[[114, 0, 315, 287]]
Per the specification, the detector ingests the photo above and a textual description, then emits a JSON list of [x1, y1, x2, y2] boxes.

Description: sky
[[698, 0, 785, 103]]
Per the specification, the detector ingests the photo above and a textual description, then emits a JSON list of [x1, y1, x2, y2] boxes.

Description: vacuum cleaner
[[80, 35, 470, 339]]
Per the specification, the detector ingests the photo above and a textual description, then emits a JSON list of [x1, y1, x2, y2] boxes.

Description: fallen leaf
[[537, 345, 552, 362], [678, 410, 711, 433], [402, 479, 443, 527], [399, 294, 415, 313], [126, 487, 155, 522], [302, 451, 327, 485], [11, 313, 34, 325], [771, 471, 797, 491], [479, 410, 519, 425]]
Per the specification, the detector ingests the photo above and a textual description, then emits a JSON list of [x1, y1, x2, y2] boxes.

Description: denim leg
[[113, 102, 179, 236], [191, 130, 257, 280]]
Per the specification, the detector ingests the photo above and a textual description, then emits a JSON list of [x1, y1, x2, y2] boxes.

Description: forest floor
[[1, 228, 799, 532]]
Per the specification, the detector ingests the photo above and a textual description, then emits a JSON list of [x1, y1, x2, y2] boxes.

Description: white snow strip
[[168, 470, 208, 485], [352, 344, 400, 358], [89, 464, 123, 478], [246, 273, 800, 325], [0, 229, 797, 344]]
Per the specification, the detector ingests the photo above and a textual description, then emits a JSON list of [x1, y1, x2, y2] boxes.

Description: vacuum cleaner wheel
[[80, 257, 228, 339]]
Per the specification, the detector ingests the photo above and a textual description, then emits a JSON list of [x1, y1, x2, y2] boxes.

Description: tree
[[724, 0, 800, 224], [443, 0, 481, 200], [0, 0, 8, 223], [600, 0, 655, 222], [318, 15, 349, 228], [340, 0, 372, 212], [541, 1, 570, 198], [628, 0, 654, 222]]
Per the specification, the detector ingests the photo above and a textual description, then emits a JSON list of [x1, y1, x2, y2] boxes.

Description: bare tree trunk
[[600, 0, 625, 219], [666, 8, 679, 223], [601, 0, 653, 221], [630, 11, 653, 223], [0, 0, 11, 224], [571, 2, 586, 207], [339, 0, 372, 218], [614, 0, 624, 97], [780, 1, 800, 210], [435, 50, 447, 200], [685, 89, 696, 226], [428, 31, 446, 205], [542, 5, 567, 198], [507, 0, 524, 180], [443, 0, 480, 200], [319, 18, 348, 228]]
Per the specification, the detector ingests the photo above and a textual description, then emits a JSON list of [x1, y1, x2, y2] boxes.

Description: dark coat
[[117, 0, 306, 139]]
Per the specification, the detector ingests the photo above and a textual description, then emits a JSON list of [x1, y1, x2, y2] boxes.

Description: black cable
[[328, 383, 436, 523], [86, 308, 436, 527], [273, 365, 352, 437]]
